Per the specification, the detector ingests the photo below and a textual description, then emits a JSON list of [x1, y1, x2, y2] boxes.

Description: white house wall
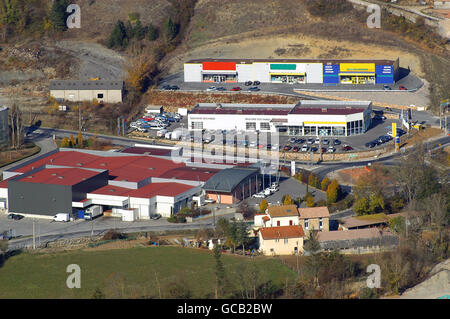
[[252, 63, 271, 82]]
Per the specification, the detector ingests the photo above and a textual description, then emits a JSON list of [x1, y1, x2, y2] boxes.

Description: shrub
[[102, 229, 124, 240], [306, 195, 315, 207], [321, 177, 331, 191]]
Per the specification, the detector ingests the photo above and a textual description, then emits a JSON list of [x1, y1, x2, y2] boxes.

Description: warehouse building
[[202, 166, 261, 204], [188, 100, 372, 137], [0, 148, 263, 218], [50, 80, 123, 103], [184, 58, 399, 85]]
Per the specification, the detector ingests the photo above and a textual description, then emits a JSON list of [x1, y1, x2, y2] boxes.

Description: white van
[[53, 213, 70, 222]]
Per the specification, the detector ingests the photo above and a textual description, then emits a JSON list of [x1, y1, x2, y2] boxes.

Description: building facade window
[[246, 122, 257, 131], [275, 239, 279, 243], [319, 218, 323, 229], [191, 121, 203, 130], [260, 122, 270, 131], [284, 238, 289, 244], [305, 219, 309, 230]]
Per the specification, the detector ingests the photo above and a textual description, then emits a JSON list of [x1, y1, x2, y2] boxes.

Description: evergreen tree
[[164, 17, 177, 40], [134, 19, 146, 40], [49, 0, 69, 31], [147, 23, 158, 41], [107, 20, 128, 49], [213, 244, 226, 299]]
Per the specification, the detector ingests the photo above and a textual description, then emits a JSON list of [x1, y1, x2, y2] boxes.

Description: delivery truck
[[84, 205, 103, 220]]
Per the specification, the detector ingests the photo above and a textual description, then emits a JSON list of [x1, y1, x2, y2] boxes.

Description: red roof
[[17, 168, 103, 186], [90, 182, 196, 199], [190, 108, 291, 116], [0, 177, 12, 188], [290, 107, 364, 115], [259, 225, 305, 240], [14, 150, 216, 183]]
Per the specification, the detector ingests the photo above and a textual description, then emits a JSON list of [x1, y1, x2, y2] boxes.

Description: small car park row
[[7, 213, 24, 220]]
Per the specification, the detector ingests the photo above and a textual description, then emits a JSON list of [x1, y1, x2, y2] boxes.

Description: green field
[[0, 246, 296, 298]]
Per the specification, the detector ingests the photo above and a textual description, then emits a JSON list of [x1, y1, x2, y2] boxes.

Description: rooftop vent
[[58, 176, 64, 179], [100, 163, 106, 166], [51, 173, 57, 176], [77, 163, 83, 166], [28, 175, 33, 178], [148, 167, 155, 170], [109, 189, 115, 192]]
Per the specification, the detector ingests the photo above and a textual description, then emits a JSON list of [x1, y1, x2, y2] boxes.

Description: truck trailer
[[84, 205, 103, 220]]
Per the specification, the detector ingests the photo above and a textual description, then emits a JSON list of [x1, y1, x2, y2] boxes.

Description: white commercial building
[[188, 100, 373, 137], [184, 58, 399, 85]]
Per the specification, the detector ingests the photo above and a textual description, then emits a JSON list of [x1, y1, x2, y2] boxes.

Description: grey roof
[[203, 167, 259, 192], [50, 80, 123, 90]]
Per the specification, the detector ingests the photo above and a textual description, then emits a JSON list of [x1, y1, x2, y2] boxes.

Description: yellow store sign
[[340, 63, 375, 73]]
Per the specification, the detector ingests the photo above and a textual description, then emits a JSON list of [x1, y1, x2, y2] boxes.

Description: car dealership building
[[188, 100, 373, 137], [184, 58, 399, 85]]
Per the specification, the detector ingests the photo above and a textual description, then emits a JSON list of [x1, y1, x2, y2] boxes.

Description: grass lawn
[[0, 246, 296, 299]]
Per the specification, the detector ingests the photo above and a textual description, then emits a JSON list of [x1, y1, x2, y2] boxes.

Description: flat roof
[[120, 147, 173, 156], [50, 80, 123, 90], [186, 58, 397, 65], [259, 225, 305, 240], [317, 228, 395, 242], [290, 107, 365, 115], [17, 167, 103, 186], [90, 182, 196, 199]]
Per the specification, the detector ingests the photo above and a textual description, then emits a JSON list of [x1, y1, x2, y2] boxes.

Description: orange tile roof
[[262, 216, 270, 222], [259, 225, 305, 240], [267, 205, 299, 217], [298, 206, 330, 219]]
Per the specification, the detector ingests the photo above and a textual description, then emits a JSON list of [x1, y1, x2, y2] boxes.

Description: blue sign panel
[[323, 64, 339, 84], [395, 137, 400, 143], [375, 65, 394, 84]]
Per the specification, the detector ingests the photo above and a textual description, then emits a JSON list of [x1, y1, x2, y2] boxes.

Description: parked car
[[216, 87, 226, 91], [252, 192, 266, 198], [307, 138, 314, 144], [327, 146, 336, 153], [248, 86, 260, 91], [249, 140, 258, 148], [292, 146, 299, 152], [322, 139, 330, 145], [8, 213, 23, 220], [206, 86, 217, 91], [204, 199, 216, 204], [231, 87, 241, 91], [169, 85, 179, 90], [151, 213, 162, 220], [283, 145, 292, 151], [399, 85, 407, 90], [365, 141, 376, 148], [314, 138, 320, 144], [383, 85, 391, 90], [342, 145, 353, 151], [271, 144, 279, 151], [161, 84, 171, 90], [301, 145, 309, 152], [245, 81, 253, 86], [333, 139, 341, 145], [53, 213, 70, 222], [320, 147, 327, 153], [296, 138, 305, 144], [266, 144, 272, 150], [289, 137, 297, 143], [310, 146, 318, 152], [253, 81, 261, 85]]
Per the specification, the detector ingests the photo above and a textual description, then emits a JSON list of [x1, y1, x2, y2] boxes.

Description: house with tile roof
[[258, 225, 305, 256], [298, 206, 330, 235]]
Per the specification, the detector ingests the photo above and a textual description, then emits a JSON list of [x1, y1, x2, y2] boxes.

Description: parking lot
[[129, 108, 403, 155], [243, 176, 327, 210]]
